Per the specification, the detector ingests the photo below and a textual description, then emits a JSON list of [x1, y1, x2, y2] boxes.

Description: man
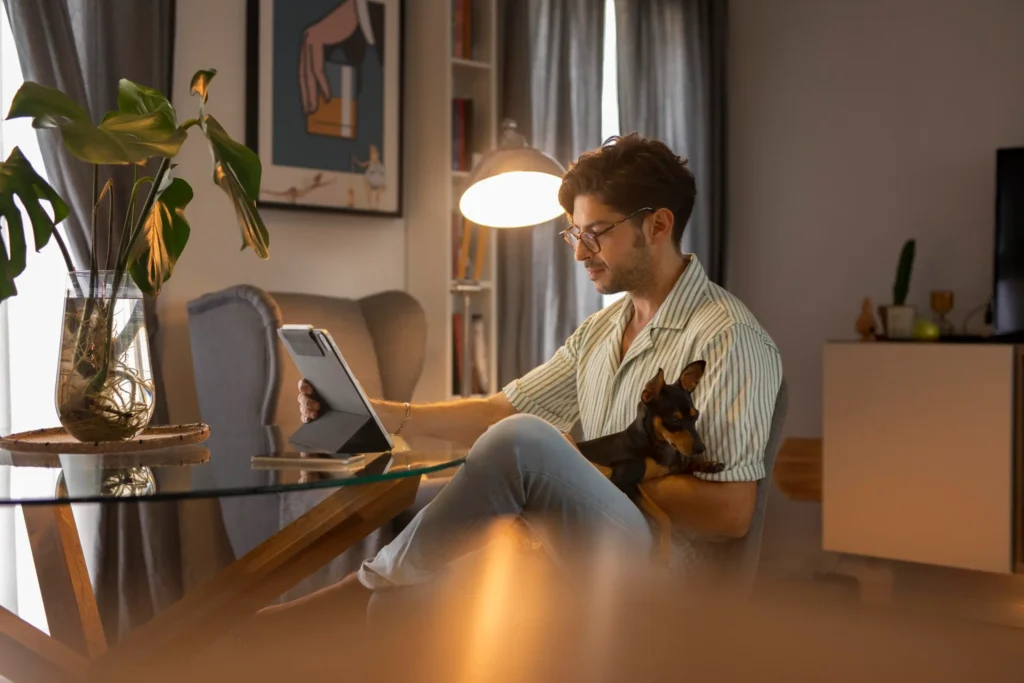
[[278, 133, 781, 623]]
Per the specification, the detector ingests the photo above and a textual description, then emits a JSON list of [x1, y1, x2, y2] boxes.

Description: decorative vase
[[884, 305, 916, 340], [55, 271, 155, 442], [930, 290, 955, 336]]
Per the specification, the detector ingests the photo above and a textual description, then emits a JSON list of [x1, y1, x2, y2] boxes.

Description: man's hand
[[300, 1, 359, 113], [298, 379, 321, 423]]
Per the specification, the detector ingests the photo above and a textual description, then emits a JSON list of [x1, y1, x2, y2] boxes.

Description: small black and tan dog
[[576, 361, 725, 499], [573, 362, 723, 560]]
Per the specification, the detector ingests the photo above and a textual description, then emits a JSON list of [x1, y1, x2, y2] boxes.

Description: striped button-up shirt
[[503, 255, 783, 483]]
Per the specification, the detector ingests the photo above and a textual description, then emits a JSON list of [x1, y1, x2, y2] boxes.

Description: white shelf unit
[[405, 0, 499, 402]]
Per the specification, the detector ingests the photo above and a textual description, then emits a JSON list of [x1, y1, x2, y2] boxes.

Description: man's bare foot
[[198, 573, 373, 679], [253, 572, 372, 637]]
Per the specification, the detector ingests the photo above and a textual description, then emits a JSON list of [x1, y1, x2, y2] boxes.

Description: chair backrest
[[736, 377, 789, 575], [186, 285, 284, 559], [186, 285, 283, 430], [268, 290, 427, 440], [187, 285, 428, 436], [707, 377, 788, 588]]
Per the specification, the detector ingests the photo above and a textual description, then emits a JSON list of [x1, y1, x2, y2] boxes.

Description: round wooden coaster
[[0, 423, 210, 454], [4, 444, 211, 469]]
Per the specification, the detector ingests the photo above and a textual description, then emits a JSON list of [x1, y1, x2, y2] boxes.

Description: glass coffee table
[[0, 425, 466, 682]]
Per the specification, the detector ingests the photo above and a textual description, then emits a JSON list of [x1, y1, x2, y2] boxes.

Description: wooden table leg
[[89, 476, 420, 681], [0, 605, 89, 683], [22, 504, 108, 659]]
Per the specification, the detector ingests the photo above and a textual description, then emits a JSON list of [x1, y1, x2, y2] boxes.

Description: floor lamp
[[453, 119, 565, 397]]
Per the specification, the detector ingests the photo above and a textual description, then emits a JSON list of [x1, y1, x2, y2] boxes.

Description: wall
[[158, 0, 405, 423], [728, 0, 1024, 439]]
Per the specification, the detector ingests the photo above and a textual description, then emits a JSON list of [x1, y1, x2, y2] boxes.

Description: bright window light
[[0, 2, 67, 632], [600, 0, 625, 309]]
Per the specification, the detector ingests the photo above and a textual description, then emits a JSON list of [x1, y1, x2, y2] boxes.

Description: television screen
[[992, 147, 1024, 337]]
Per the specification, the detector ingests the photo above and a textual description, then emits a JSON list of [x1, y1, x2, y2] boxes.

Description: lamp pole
[[450, 280, 484, 397]]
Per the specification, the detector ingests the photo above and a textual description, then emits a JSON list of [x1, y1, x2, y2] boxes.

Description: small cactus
[[893, 239, 916, 306]]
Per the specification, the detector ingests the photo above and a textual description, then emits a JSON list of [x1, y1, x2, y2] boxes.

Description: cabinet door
[[823, 343, 1015, 574]]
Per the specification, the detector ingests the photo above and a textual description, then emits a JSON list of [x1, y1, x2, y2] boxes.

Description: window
[[0, 3, 67, 633], [600, 0, 625, 309]]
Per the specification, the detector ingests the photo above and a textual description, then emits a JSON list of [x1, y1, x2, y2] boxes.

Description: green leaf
[[202, 115, 269, 258], [117, 79, 178, 132], [127, 176, 193, 295], [0, 147, 69, 301], [187, 71, 268, 260], [7, 80, 186, 165], [190, 69, 216, 120], [6, 81, 89, 128], [61, 113, 187, 164], [893, 238, 916, 306], [189, 69, 217, 102], [204, 115, 260, 201]]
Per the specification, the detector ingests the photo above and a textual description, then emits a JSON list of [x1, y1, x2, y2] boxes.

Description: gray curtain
[[497, 0, 605, 386], [4, 0, 180, 644], [615, 0, 729, 284]]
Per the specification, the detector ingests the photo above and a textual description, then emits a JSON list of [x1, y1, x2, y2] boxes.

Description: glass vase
[[55, 271, 155, 442]]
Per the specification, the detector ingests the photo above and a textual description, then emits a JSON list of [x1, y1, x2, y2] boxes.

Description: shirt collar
[[619, 254, 708, 331]]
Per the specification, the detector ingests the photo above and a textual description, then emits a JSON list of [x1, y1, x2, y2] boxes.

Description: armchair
[[186, 285, 437, 600]]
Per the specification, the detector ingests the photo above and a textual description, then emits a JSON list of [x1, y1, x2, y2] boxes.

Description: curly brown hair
[[558, 133, 696, 249]]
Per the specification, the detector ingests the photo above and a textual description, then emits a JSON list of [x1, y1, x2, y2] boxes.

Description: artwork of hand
[[299, 0, 375, 114]]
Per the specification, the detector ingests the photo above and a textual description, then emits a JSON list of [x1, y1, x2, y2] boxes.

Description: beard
[[587, 233, 654, 295]]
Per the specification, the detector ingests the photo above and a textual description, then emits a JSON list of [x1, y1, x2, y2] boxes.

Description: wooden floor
[[774, 437, 822, 502]]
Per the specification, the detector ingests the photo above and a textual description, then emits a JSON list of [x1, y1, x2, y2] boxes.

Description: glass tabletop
[[0, 425, 467, 505]]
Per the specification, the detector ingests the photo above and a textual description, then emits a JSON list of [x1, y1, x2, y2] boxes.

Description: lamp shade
[[459, 119, 566, 228]]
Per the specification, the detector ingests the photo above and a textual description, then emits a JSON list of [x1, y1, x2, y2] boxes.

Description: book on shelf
[[451, 214, 488, 281], [452, 312, 490, 396], [451, 97, 474, 171], [471, 314, 489, 394], [452, 0, 473, 60]]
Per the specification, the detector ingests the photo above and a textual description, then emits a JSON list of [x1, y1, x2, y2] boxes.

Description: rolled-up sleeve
[[501, 324, 587, 433], [691, 324, 783, 483]]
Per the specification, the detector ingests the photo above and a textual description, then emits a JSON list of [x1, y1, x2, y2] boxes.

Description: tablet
[[278, 324, 394, 455]]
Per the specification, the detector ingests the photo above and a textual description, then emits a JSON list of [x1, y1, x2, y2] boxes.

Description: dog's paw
[[704, 461, 726, 474]]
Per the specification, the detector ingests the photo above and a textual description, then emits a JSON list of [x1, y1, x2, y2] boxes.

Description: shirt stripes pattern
[[503, 255, 783, 483]]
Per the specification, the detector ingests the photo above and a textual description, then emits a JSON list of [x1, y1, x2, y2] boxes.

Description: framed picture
[[246, 0, 403, 216]]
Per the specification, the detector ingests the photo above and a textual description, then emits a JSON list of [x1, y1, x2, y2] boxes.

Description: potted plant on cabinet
[[883, 239, 916, 339], [0, 69, 269, 442]]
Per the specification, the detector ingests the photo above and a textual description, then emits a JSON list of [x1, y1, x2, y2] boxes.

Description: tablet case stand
[[278, 326, 393, 456], [288, 410, 391, 456]]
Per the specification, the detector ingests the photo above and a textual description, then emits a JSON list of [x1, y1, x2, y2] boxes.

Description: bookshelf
[[405, 0, 499, 402]]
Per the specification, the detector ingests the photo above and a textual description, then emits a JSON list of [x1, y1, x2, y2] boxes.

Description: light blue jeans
[[357, 414, 654, 590]]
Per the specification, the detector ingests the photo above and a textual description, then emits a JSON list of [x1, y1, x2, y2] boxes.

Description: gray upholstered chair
[[185, 284, 433, 600], [745, 379, 789, 568], [715, 377, 789, 591]]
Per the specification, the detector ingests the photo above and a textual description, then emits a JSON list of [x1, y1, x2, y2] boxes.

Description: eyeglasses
[[559, 207, 654, 254]]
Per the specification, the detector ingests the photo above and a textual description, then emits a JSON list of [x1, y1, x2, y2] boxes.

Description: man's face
[[569, 194, 654, 295]]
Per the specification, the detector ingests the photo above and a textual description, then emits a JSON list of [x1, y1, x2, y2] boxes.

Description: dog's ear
[[678, 361, 706, 392], [641, 368, 666, 403]]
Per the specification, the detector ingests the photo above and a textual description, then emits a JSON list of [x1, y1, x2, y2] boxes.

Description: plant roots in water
[[56, 296, 154, 441]]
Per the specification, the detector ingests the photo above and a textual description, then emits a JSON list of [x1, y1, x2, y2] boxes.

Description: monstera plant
[[0, 69, 270, 441]]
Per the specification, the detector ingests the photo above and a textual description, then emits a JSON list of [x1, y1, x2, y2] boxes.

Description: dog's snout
[[693, 442, 705, 456]]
